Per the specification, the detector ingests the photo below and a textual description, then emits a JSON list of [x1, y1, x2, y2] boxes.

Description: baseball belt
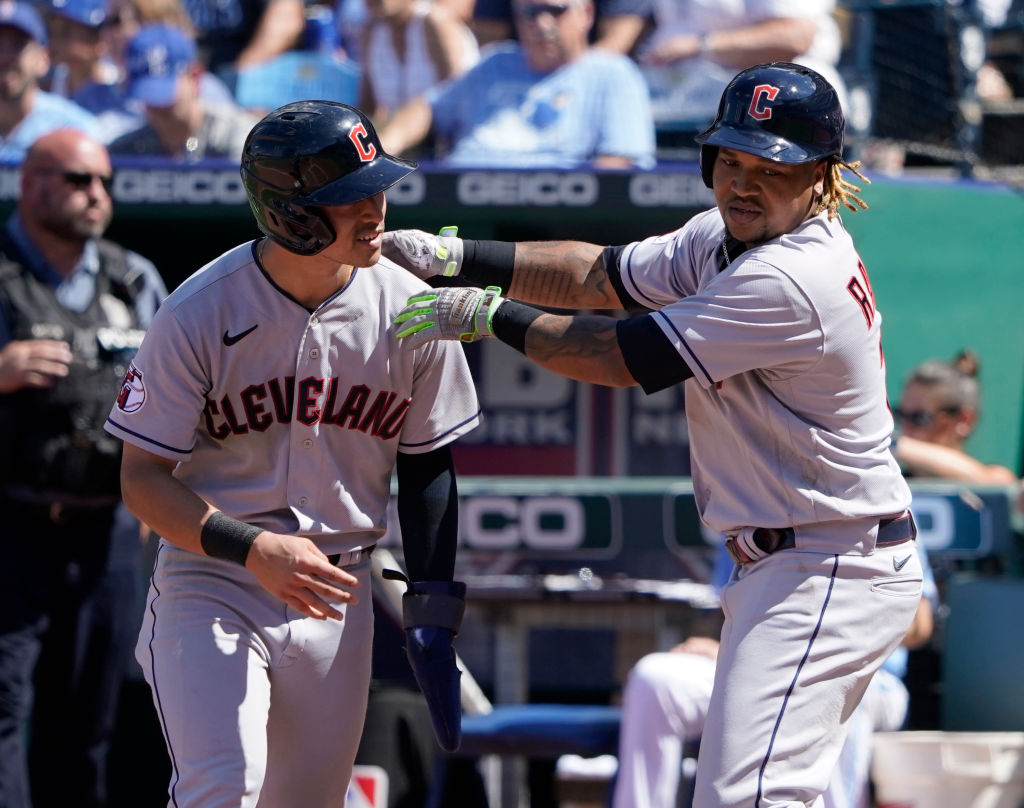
[[725, 511, 917, 566], [327, 546, 376, 568]]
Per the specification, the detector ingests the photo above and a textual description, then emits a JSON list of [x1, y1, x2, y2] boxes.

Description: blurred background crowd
[[0, 0, 1021, 181]]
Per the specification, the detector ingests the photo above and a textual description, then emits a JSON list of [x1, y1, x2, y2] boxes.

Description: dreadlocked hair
[[816, 157, 870, 219]]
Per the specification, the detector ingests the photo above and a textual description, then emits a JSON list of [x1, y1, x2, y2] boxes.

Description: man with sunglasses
[[0, 127, 166, 808], [378, 0, 655, 168]]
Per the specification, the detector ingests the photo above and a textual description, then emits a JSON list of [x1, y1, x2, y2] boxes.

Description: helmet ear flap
[[267, 198, 335, 256], [699, 145, 717, 189]]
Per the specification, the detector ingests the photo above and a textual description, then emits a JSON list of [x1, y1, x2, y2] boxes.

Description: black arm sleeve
[[395, 445, 459, 581], [602, 245, 655, 314], [617, 314, 694, 394]]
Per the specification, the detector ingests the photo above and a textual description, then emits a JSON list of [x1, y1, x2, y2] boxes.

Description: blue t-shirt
[[426, 44, 656, 169], [0, 91, 101, 161]]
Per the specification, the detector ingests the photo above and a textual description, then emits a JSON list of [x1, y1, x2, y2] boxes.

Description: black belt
[[725, 511, 917, 565], [326, 546, 375, 568]]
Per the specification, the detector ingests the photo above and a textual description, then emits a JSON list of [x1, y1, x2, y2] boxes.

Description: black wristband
[[491, 299, 544, 354], [460, 240, 516, 291], [200, 511, 261, 565]]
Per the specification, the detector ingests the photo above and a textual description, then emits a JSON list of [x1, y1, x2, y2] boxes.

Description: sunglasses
[[893, 406, 959, 427], [39, 169, 115, 193], [516, 3, 573, 19]]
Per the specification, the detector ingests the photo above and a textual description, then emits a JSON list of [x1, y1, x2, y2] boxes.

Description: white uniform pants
[[613, 653, 909, 808], [136, 542, 375, 808], [696, 545, 921, 808]]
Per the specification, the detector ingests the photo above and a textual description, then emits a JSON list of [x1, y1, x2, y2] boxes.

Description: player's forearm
[[505, 241, 620, 310], [120, 444, 219, 556], [501, 309, 636, 387]]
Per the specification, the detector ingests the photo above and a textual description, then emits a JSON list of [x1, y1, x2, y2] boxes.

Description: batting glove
[[382, 570, 467, 752], [395, 286, 504, 348], [382, 225, 463, 280]]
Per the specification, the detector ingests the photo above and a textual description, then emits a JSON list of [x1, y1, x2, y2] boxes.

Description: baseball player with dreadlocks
[[383, 62, 924, 807], [104, 101, 479, 806]]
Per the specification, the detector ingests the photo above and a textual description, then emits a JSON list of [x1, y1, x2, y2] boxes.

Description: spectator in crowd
[[0, 127, 166, 808], [182, 0, 306, 74], [611, 541, 937, 808], [0, 0, 100, 159], [42, 0, 143, 143], [636, 1, 846, 128], [379, 0, 656, 168], [107, 24, 259, 161], [472, 0, 653, 55], [42, 0, 112, 98], [893, 350, 1018, 484], [99, 0, 238, 128], [358, 0, 479, 126]]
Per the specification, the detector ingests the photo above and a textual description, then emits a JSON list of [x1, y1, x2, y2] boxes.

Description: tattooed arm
[[504, 242, 623, 311]]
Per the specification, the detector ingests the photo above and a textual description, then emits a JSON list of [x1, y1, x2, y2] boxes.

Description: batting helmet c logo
[[747, 84, 780, 120], [349, 123, 377, 163]]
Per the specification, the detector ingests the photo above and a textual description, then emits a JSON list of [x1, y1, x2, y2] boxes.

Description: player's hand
[[671, 636, 720, 660], [395, 286, 504, 349], [245, 532, 359, 620], [382, 226, 463, 280], [0, 339, 72, 393]]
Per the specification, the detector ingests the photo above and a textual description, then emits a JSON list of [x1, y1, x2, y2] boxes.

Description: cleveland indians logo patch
[[116, 362, 146, 413], [349, 123, 377, 162], [748, 84, 780, 120]]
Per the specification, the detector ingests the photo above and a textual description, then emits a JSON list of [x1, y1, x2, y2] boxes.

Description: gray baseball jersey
[[104, 239, 480, 805], [105, 240, 481, 554], [617, 208, 911, 551]]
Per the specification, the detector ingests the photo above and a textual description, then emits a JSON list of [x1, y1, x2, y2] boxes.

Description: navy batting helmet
[[693, 62, 844, 188], [240, 101, 416, 255]]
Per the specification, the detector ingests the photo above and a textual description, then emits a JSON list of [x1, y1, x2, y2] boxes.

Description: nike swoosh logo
[[223, 324, 258, 346], [894, 554, 912, 572]]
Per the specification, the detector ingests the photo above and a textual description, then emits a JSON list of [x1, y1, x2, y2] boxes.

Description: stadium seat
[[226, 51, 360, 112], [457, 704, 622, 759]]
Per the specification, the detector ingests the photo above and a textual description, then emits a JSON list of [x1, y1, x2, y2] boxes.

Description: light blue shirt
[[0, 91, 102, 161], [0, 213, 167, 346], [426, 44, 656, 169]]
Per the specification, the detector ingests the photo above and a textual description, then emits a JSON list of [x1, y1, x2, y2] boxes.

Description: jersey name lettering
[[202, 376, 410, 440], [846, 258, 877, 327]]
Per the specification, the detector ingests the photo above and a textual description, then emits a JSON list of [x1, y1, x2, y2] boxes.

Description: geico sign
[[457, 172, 599, 206], [628, 173, 713, 207], [113, 169, 248, 204], [461, 496, 586, 550], [385, 172, 426, 205]]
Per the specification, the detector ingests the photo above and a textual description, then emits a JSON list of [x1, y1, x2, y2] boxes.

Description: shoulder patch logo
[[748, 84, 780, 120], [116, 363, 146, 413]]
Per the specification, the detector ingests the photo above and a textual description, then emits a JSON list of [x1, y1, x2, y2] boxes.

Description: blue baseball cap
[[0, 0, 47, 44], [124, 24, 197, 107], [48, 0, 107, 27]]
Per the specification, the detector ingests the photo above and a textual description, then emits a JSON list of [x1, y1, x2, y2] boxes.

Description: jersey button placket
[[289, 317, 327, 519]]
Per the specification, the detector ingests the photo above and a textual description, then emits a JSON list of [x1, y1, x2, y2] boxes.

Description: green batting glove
[[395, 286, 504, 349]]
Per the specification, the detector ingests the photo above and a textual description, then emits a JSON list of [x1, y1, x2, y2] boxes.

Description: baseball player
[[104, 101, 480, 807], [384, 62, 924, 807]]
